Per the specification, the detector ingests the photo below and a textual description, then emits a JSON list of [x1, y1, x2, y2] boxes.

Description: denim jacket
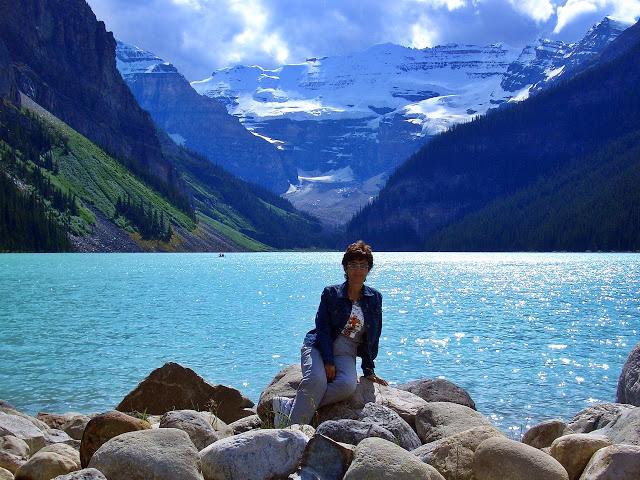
[[304, 281, 383, 376]]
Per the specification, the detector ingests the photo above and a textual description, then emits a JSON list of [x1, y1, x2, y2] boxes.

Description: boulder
[[79, 410, 150, 468], [549, 434, 611, 480], [0, 451, 25, 474], [0, 411, 49, 435], [522, 419, 568, 449], [256, 365, 301, 420], [567, 403, 635, 434], [228, 415, 262, 435], [258, 366, 428, 430], [316, 419, 396, 446], [616, 342, 640, 406], [413, 426, 505, 480], [579, 444, 640, 479], [51, 469, 107, 480], [472, 436, 569, 480], [199, 429, 308, 480], [591, 407, 640, 445], [0, 467, 12, 480], [117, 362, 254, 423], [317, 380, 429, 430], [193, 412, 233, 439], [0, 436, 29, 461], [344, 437, 445, 479], [159, 410, 221, 450], [0, 413, 45, 454], [290, 424, 316, 439], [296, 434, 354, 480], [15, 444, 80, 480], [415, 402, 494, 444], [88, 428, 202, 480], [37, 415, 90, 442], [357, 403, 421, 450], [398, 379, 476, 410], [43, 429, 74, 447]]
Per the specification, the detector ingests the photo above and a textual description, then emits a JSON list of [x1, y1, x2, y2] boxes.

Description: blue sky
[[87, 0, 640, 80]]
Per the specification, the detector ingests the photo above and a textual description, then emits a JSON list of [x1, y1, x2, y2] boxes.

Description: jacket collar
[[338, 281, 374, 299]]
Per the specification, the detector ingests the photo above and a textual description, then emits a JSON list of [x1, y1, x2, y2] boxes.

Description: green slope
[[0, 99, 324, 252]]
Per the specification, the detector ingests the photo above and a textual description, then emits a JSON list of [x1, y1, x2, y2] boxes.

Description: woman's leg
[[287, 344, 328, 425], [318, 354, 357, 407]]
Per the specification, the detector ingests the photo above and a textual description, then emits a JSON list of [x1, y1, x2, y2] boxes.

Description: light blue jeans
[[286, 336, 358, 425]]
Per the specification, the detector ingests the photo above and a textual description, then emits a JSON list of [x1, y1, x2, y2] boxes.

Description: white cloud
[[555, 0, 640, 33], [412, 0, 468, 10], [508, 0, 556, 23], [410, 21, 439, 48]]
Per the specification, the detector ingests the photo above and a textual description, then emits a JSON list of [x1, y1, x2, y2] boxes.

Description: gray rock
[[0, 450, 25, 474], [36, 414, 91, 440], [88, 428, 203, 480], [193, 412, 233, 439], [228, 415, 262, 434], [415, 402, 494, 444], [159, 410, 221, 450], [290, 424, 316, 439], [44, 429, 74, 447], [413, 426, 504, 480], [357, 403, 421, 450], [567, 403, 635, 434], [296, 434, 355, 480], [0, 466, 12, 480], [616, 342, 640, 406], [579, 444, 640, 479], [549, 434, 611, 480], [199, 428, 308, 480], [522, 419, 568, 449], [317, 379, 429, 431], [591, 406, 640, 445], [0, 436, 29, 460], [344, 437, 445, 479], [15, 444, 81, 480], [316, 419, 396, 446], [0, 413, 45, 454], [258, 366, 428, 430], [472, 436, 569, 480], [398, 378, 476, 410], [256, 365, 301, 421], [52, 468, 107, 480]]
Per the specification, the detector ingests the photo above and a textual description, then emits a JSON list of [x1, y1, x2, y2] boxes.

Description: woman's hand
[[365, 374, 388, 386], [325, 364, 336, 382]]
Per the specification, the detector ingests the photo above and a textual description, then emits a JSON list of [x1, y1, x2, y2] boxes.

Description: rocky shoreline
[[2, 344, 640, 480]]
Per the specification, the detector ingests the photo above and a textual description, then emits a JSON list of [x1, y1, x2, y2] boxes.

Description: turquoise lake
[[1, 252, 639, 435]]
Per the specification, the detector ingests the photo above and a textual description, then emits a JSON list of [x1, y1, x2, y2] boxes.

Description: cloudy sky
[[87, 0, 640, 81]]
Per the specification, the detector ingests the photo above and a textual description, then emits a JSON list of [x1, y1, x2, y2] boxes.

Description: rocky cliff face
[[116, 42, 297, 193], [0, 0, 171, 183]]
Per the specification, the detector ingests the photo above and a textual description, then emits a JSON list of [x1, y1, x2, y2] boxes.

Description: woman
[[272, 240, 388, 426]]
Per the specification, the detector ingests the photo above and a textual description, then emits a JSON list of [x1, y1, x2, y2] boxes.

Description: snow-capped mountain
[[115, 41, 297, 193], [191, 17, 630, 224], [496, 16, 631, 101]]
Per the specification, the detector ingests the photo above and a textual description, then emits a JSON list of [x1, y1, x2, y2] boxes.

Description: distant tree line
[[115, 194, 172, 241]]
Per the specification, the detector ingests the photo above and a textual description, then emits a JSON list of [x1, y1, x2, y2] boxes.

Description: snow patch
[[168, 133, 186, 146]]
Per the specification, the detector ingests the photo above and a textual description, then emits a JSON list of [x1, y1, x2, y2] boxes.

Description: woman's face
[[345, 259, 370, 284]]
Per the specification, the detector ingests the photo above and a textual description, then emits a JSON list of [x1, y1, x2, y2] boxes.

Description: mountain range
[[0, 0, 324, 252], [345, 19, 640, 251], [190, 17, 631, 224]]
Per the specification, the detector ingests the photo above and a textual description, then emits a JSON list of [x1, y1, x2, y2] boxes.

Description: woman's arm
[[314, 287, 335, 367]]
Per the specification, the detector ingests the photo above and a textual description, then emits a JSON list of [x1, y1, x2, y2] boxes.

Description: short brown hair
[[342, 240, 374, 270]]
